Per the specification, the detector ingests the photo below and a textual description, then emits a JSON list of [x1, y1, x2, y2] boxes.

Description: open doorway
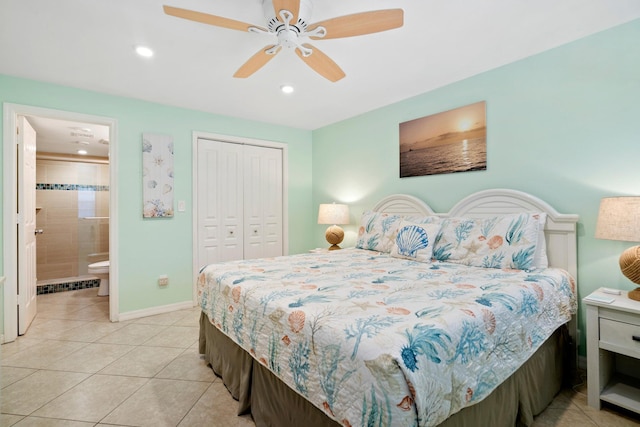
[[2, 104, 118, 343], [29, 116, 110, 294]]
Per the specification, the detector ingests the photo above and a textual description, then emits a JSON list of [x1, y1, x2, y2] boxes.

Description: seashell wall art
[[142, 133, 174, 218]]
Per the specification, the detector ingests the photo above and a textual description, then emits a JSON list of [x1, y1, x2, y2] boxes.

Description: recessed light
[[135, 45, 154, 58], [77, 149, 88, 155], [280, 85, 294, 94]]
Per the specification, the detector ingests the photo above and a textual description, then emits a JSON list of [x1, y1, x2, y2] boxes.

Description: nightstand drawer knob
[[633, 335, 640, 342]]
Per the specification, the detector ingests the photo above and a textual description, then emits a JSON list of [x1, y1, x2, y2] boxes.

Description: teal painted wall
[[312, 19, 640, 353], [2, 19, 638, 348], [0, 75, 313, 316]]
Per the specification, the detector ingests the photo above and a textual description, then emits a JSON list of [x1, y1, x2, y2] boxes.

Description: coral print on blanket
[[198, 248, 575, 427]]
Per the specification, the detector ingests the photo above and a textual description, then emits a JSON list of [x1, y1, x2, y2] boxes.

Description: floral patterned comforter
[[198, 249, 576, 427]]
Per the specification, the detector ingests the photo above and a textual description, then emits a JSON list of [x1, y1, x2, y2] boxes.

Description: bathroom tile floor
[[1, 288, 640, 426]]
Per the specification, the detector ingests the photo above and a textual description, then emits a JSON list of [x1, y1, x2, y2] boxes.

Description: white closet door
[[196, 139, 243, 268], [243, 145, 283, 260]]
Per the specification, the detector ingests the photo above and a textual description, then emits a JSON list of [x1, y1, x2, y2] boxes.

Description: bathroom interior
[[29, 115, 111, 297]]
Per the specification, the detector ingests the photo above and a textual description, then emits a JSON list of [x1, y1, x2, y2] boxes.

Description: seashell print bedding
[[198, 248, 576, 427]]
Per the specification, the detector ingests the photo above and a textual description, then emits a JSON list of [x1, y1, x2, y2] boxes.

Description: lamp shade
[[595, 197, 640, 242], [595, 196, 640, 290], [318, 203, 349, 225]]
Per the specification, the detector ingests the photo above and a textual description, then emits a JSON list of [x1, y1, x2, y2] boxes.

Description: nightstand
[[585, 288, 640, 414], [309, 247, 353, 254], [309, 248, 329, 253]]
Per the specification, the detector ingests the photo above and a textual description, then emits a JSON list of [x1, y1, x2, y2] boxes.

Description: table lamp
[[595, 196, 640, 300], [318, 203, 349, 250]]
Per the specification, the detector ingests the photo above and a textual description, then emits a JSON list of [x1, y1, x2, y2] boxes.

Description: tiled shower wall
[[36, 159, 109, 282]]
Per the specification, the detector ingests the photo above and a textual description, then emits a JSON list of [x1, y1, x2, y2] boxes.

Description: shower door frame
[[2, 103, 119, 342]]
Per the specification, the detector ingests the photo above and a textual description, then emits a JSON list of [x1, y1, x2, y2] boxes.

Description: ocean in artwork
[[400, 137, 486, 177]]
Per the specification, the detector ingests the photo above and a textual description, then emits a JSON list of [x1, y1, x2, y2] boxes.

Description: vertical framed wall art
[[142, 133, 174, 218], [399, 101, 487, 178]]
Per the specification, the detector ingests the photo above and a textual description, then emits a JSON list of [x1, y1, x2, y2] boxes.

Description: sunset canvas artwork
[[400, 101, 487, 177]]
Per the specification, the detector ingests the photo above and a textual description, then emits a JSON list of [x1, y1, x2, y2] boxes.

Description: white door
[[18, 116, 38, 335], [243, 145, 283, 260], [196, 139, 244, 269], [196, 139, 283, 266]]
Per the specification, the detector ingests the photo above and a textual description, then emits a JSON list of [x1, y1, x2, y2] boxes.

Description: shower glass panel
[[77, 163, 109, 275]]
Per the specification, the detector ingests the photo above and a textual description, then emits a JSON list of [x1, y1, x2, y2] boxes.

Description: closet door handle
[[34, 229, 44, 235], [632, 335, 640, 342]]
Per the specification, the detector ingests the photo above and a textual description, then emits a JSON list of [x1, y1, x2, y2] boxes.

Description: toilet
[[88, 260, 110, 296]]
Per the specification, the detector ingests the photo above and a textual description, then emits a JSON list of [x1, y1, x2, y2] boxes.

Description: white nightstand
[[585, 288, 640, 414], [309, 248, 329, 253]]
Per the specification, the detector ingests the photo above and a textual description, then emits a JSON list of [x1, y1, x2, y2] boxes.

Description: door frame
[[191, 131, 289, 305], [3, 103, 119, 342]]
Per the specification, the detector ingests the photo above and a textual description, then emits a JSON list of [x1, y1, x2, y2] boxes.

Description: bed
[[198, 189, 579, 427]]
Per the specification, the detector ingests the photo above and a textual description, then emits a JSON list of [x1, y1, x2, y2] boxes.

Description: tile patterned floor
[[1, 288, 639, 426]]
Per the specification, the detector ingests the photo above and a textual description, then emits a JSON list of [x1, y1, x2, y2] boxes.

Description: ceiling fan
[[163, 0, 403, 82]]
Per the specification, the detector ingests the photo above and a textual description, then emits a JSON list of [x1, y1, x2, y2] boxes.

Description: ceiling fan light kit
[[163, 0, 403, 82]]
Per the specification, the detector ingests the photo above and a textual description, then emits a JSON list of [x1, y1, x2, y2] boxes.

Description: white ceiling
[[25, 116, 110, 158], [2, 0, 640, 133]]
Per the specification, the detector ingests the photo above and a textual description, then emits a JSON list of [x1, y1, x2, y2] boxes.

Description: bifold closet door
[[243, 144, 283, 260], [197, 139, 283, 268], [197, 139, 243, 268]]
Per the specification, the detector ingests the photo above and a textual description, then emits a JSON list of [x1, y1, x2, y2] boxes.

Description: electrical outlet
[[158, 275, 169, 286]]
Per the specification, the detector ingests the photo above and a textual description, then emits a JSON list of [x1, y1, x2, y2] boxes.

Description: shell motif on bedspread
[[288, 310, 306, 333], [197, 248, 578, 427], [395, 225, 430, 258]]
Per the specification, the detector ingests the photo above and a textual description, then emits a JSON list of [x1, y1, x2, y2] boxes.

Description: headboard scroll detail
[[372, 194, 435, 216]]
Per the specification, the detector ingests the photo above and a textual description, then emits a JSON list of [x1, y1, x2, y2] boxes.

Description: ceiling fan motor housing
[[263, 0, 312, 34]]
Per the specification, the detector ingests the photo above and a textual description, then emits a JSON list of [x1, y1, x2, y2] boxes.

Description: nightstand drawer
[[600, 318, 640, 358]]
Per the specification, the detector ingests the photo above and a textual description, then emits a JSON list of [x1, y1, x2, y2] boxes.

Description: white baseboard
[[118, 300, 195, 322]]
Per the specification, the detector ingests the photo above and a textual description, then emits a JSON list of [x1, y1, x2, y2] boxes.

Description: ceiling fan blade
[[295, 44, 345, 82], [163, 5, 266, 32], [272, 0, 300, 24], [308, 9, 403, 40], [233, 45, 281, 78]]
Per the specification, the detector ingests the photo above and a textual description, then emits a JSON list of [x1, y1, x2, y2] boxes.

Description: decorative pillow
[[356, 211, 403, 253], [403, 214, 442, 225], [433, 213, 542, 270], [390, 221, 441, 262], [356, 212, 441, 253]]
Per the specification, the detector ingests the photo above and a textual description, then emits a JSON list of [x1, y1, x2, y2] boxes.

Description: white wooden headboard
[[372, 189, 579, 280]]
